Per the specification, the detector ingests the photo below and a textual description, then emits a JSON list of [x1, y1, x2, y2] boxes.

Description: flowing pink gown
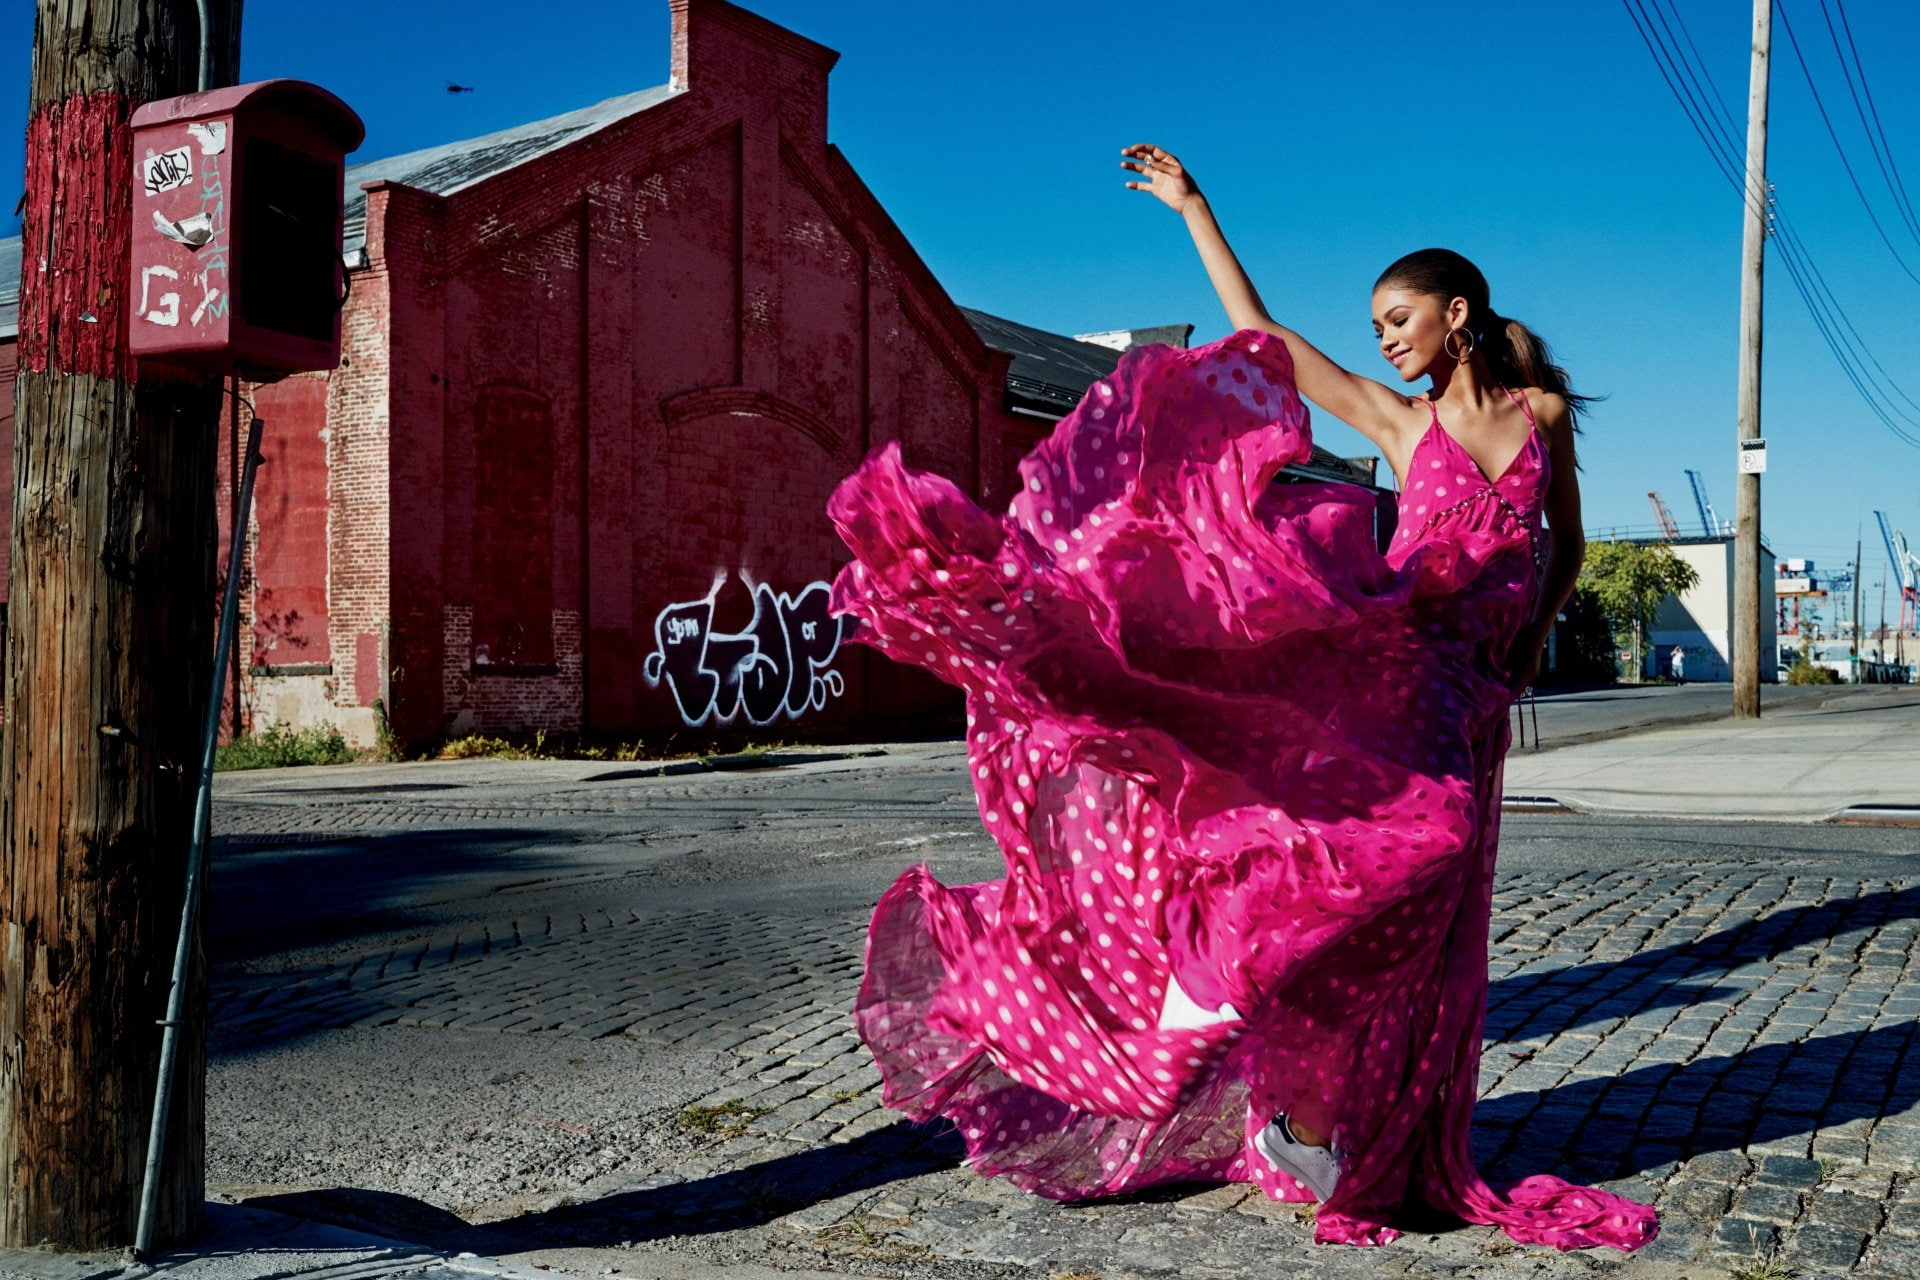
[[826, 330, 1657, 1250]]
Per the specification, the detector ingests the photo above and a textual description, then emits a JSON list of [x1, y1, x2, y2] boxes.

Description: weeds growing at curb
[[677, 1099, 770, 1137], [435, 730, 703, 763], [214, 721, 356, 771], [370, 697, 402, 763], [1726, 1261, 1794, 1280]]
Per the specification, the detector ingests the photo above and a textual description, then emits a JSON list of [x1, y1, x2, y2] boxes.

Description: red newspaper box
[[129, 80, 364, 374]]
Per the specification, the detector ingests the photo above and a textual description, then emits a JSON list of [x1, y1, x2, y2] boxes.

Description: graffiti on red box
[[642, 574, 847, 727], [143, 146, 194, 195]]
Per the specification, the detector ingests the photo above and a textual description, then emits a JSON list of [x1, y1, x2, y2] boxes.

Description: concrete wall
[[1649, 538, 1778, 682]]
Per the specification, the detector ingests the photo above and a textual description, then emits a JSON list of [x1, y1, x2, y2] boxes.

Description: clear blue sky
[[5, 1, 1918, 613]]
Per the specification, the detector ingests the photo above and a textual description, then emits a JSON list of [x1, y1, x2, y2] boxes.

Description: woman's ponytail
[[1485, 312, 1596, 428], [1375, 248, 1598, 429]]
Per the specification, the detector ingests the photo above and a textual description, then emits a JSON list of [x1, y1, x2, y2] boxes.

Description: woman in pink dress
[[825, 143, 1656, 1251]]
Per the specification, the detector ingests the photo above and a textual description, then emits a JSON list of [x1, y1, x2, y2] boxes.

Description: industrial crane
[[1684, 469, 1726, 537], [1647, 491, 1680, 540], [1877, 510, 1920, 639]]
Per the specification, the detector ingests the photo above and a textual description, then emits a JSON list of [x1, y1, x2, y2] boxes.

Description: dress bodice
[[1388, 396, 1550, 566]]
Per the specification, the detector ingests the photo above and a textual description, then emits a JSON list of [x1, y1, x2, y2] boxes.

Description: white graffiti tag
[[140, 264, 182, 326], [641, 575, 847, 727]]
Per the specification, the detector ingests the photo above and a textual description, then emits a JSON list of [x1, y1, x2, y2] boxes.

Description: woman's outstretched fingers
[[1119, 144, 1196, 211]]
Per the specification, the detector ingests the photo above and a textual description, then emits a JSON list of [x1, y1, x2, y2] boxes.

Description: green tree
[[1578, 541, 1702, 682]]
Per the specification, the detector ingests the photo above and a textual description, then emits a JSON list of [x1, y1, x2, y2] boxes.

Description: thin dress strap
[[1501, 385, 1536, 427]]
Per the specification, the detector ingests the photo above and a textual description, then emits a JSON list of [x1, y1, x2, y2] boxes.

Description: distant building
[[1777, 558, 1914, 682], [0, 1, 1386, 748], [1643, 535, 1778, 682]]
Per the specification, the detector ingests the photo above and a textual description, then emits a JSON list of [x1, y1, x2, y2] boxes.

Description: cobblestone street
[[203, 732, 1920, 1280]]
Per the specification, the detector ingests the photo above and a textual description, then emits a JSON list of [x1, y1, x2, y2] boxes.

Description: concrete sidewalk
[[1504, 686, 1920, 821]]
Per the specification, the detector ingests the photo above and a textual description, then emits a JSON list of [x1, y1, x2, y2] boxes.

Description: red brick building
[[0, 0, 1381, 749]]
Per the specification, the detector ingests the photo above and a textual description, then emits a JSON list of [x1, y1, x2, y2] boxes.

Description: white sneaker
[[1254, 1114, 1340, 1202]]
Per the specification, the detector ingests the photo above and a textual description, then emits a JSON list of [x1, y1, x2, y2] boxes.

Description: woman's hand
[[1121, 144, 1200, 214], [1505, 621, 1551, 693]]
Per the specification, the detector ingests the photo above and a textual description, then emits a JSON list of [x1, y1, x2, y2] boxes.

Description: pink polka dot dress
[[826, 330, 1657, 1251]]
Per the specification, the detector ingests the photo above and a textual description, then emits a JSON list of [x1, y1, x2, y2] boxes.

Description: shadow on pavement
[[1487, 884, 1920, 1042], [211, 826, 590, 966], [1481, 884, 1920, 1182], [1477, 1022, 1919, 1185], [244, 1120, 965, 1252]]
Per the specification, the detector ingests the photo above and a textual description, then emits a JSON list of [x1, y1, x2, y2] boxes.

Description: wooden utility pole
[[1732, 0, 1771, 718], [1, 0, 242, 1249]]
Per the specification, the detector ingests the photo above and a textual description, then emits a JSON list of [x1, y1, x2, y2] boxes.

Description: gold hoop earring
[[1443, 327, 1476, 362]]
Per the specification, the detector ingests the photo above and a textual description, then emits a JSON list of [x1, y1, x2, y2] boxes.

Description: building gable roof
[[341, 82, 680, 251]]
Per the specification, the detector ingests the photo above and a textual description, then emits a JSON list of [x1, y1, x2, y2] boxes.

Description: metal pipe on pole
[[1733, 0, 1772, 717], [133, 413, 265, 1260]]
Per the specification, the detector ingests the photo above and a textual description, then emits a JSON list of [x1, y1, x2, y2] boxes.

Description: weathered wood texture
[[1, 0, 242, 1249]]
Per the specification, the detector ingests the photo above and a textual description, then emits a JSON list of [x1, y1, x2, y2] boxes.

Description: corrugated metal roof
[[961, 306, 1379, 489], [0, 235, 20, 339], [960, 307, 1130, 413], [341, 81, 679, 251]]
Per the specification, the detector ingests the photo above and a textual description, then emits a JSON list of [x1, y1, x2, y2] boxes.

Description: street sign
[[1739, 438, 1768, 473]]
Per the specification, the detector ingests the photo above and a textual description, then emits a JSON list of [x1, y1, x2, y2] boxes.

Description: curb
[[580, 745, 888, 782], [1825, 804, 1920, 828], [1501, 795, 1579, 815], [1502, 797, 1920, 827]]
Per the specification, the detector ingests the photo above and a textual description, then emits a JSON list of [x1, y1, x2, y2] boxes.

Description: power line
[[1621, 0, 1920, 450], [1775, 0, 1920, 284], [1623, 0, 1762, 214], [1822, 0, 1920, 248]]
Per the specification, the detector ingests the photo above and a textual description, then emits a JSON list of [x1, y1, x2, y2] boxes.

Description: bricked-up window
[[472, 385, 556, 670], [250, 377, 332, 670]]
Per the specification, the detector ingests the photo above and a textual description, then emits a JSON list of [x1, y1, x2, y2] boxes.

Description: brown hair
[[1374, 248, 1596, 427]]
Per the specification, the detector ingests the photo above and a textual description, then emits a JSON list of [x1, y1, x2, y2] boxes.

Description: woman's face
[[1371, 286, 1463, 383]]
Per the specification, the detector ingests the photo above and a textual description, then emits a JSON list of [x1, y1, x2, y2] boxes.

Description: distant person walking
[[1670, 645, 1687, 683], [827, 145, 1655, 1252]]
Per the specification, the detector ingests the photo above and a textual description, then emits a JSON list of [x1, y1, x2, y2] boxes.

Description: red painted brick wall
[[233, 192, 397, 746], [249, 375, 332, 669], [233, 0, 1022, 748]]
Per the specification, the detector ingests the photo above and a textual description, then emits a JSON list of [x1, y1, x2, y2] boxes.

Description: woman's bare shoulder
[[1523, 389, 1573, 431]]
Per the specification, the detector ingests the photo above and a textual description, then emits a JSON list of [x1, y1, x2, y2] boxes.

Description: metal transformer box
[[128, 79, 364, 374]]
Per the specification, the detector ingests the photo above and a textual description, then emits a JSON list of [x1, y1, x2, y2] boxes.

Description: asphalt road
[[210, 742, 1915, 968], [1512, 681, 1914, 753]]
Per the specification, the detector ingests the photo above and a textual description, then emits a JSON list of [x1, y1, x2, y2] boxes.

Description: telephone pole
[[1, 0, 242, 1249], [1732, 0, 1771, 718]]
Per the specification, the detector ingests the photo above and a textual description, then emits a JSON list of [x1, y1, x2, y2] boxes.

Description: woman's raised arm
[[1121, 144, 1416, 455]]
